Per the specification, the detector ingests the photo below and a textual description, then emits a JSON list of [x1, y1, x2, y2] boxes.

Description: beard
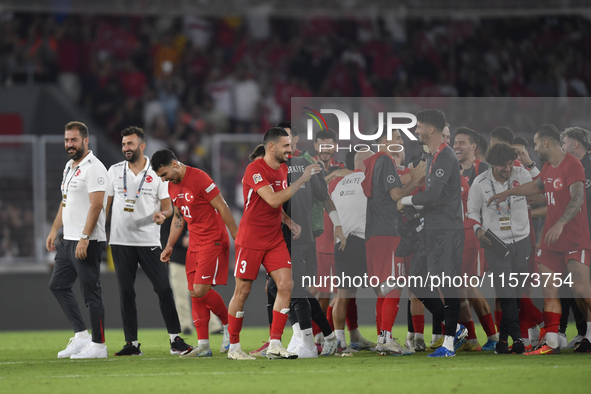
[[275, 150, 288, 164], [67, 145, 84, 161], [124, 147, 142, 163]]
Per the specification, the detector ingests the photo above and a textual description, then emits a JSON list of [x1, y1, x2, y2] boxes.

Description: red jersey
[[169, 166, 229, 249], [236, 158, 288, 250], [540, 154, 591, 252]]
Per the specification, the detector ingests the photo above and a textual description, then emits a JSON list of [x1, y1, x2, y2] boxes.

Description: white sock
[[170, 333, 180, 342], [270, 339, 281, 347], [229, 343, 241, 352], [414, 333, 424, 341], [431, 334, 442, 343], [301, 328, 314, 347], [335, 329, 347, 346], [132, 341, 139, 348], [325, 332, 335, 341], [456, 323, 461, 332], [223, 324, 228, 333], [523, 338, 531, 346], [91, 342, 106, 349], [198, 339, 210, 348], [585, 323, 591, 341], [407, 331, 415, 340], [528, 326, 540, 340], [443, 335, 454, 351], [75, 330, 90, 339], [349, 328, 362, 342], [546, 332, 558, 348], [487, 334, 499, 342], [292, 322, 302, 338]]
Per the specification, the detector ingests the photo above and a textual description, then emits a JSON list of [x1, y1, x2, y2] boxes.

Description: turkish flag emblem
[[512, 180, 520, 188], [146, 175, 153, 183], [553, 178, 563, 191], [75, 169, 81, 177]]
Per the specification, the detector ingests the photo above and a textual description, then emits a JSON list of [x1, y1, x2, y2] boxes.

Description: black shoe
[[511, 339, 525, 354], [574, 338, 591, 353], [114, 342, 143, 356], [494, 340, 509, 354], [170, 336, 193, 355]]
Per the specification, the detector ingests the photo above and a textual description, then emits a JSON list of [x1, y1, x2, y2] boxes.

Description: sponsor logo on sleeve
[[97, 177, 105, 185], [205, 182, 216, 193], [253, 173, 263, 184], [435, 169, 444, 177], [387, 175, 396, 183]]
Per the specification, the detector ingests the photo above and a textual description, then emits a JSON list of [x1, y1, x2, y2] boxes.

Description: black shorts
[[334, 235, 367, 289], [291, 241, 317, 297], [410, 228, 464, 279]]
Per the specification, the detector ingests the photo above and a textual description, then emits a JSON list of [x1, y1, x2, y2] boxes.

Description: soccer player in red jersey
[[151, 149, 238, 358], [488, 124, 591, 355], [228, 127, 321, 360]]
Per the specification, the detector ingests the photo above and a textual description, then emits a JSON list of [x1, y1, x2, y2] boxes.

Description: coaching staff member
[[47, 121, 108, 359], [467, 142, 531, 354], [106, 126, 191, 356]]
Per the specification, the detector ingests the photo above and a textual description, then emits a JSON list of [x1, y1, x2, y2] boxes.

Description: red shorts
[[462, 247, 483, 278], [316, 252, 335, 293], [366, 236, 404, 283], [186, 245, 229, 289], [234, 243, 291, 281], [534, 248, 591, 274]]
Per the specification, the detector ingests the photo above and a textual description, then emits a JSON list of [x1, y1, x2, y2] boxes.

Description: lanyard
[[490, 178, 511, 215], [61, 165, 79, 196], [429, 143, 446, 174], [123, 164, 148, 199]]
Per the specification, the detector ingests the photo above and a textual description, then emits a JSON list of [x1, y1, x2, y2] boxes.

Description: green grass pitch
[[0, 325, 588, 394]]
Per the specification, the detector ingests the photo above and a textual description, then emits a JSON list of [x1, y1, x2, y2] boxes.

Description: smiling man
[[106, 127, 191, 357], [151, 148, 238, 358]]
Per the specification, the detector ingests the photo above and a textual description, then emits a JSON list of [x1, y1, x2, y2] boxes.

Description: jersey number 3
[[239, 260, 247, 274]]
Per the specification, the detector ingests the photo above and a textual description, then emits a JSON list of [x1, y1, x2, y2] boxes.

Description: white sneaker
[[405, 338, 416, 353], [320, 336, 338, 356], [379, 340, 412, 356], [70, 343, 108, 359], [180, 345, 212, 358], [57, 336, 92, 359], [294, 343, 318, 358], [567, 335, 584, 349], [266, 342, 298, 359], [220, 326, 230, 354], [558, 333, 568, 349], [227, 349, 256, 360], [414, 338, 427, 352], [286, 335, 302, 353], [349, 337, 376, 351]]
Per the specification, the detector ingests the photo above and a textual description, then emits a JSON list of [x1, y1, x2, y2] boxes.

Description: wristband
[[400, 196, 413, 206], [160, 211, 166, 218], [328, 210, 341, 227]]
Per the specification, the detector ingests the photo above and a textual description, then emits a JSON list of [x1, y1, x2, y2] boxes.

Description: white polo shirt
[[107, 156, 169, 247], [61, 151, 108, 242], [467, 166, 532, 243], [330, 171, 367, 239]]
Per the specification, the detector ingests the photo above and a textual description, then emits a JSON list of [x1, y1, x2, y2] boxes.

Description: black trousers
[[485, 236, 530, 342], [49, 240, 106, 343], [111, 245, 181, 342]]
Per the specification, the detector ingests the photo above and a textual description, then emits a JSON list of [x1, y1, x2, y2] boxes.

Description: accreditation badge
[[62, 194, 67, 207], [499, 216, 511, 231], [124, 199, 136, 212]]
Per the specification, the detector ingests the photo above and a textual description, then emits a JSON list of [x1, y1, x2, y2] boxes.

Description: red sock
[[312, 321, 321, 337], [376, 297, 385, 335], [191, 297, 210, 340], [494, 311, 503, 333], [544, 311, 561, 334], [326, 306, 335, 331], [228, 313, 243, 344], [441, 322, 446, 334], [520, 296, 544, 326], [201, 290, 228, 325], [380, 290, 401, 333], [270, 310, 289, 341], [478, 313, 497, 337], [346, 298, 359, 331], [412, 315, 425, 334], [460, 320, 477, 340]]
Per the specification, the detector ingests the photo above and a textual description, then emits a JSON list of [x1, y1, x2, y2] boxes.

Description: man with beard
[[152, 149, 238, 358], [47, 121, 109, 359], [105, 127, 192, 357]]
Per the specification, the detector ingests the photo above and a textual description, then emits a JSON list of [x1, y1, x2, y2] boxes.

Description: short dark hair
[[513, 136, 528, 147], [416, 109, 446, 132], [454, 127, 478, 146], [486, 142, 518, 167], [315, 128, 337, 142], [491, 126, 514, 144], [276, 122, 296, 136], [121, 126, 145, 141], [535, 124, 561, 144], [65, 121, 89, 139], [249, 144, 266, 161], [561, 127, 591, 150], [476, 134, 488, 156], [150, 149, 178, 172], [263, 127, 289, 147]]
